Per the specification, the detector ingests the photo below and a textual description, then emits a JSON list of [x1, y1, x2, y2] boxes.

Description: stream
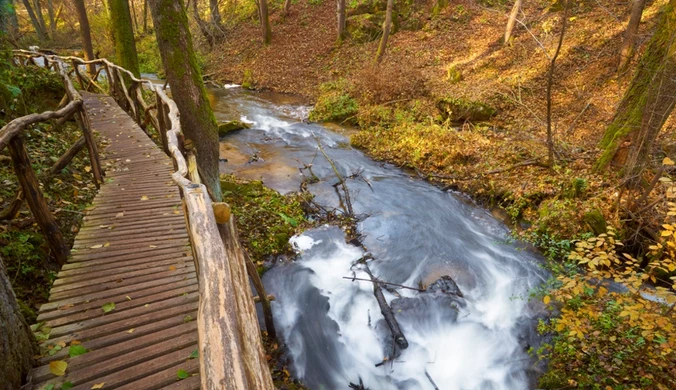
[[209, 86, 549, 390]]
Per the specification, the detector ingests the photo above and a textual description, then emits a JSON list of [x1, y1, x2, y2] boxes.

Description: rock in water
[[218, 120, 251, 136], [426, 275, 463, 297]]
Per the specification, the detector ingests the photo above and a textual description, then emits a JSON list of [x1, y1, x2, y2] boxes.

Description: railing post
[[7, 136, 70, 266], [155, 92, 169, 153], [76, 108, 103, 188], [72, 59, 85, 90]]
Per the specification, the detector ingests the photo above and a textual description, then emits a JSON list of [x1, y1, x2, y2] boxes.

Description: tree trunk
[[375, 0, 394, 63], [283, 0, 291, 16], [149, 0, 222, 201], [191, 0, 215, 45], [142, 0, 148, 32], [257, 0, 271, 44], [337, 0, 346, 42], [597, 0, 676, 182], [0, 255, 37, 390], [618, 0, 647, 72], [108, 0, 141, 77], [545, 0, 569, 167], [46, 0, 56, 35], [130, 0, 140, 33], [209, 0, 221, 26], [504, 0, 522, 44], [20, 0, 47, 40], [32, 0, 47, 37], [73, 0, 97, 75]]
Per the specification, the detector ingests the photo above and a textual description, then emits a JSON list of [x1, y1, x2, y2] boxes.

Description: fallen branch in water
[[342, 276, 423, 292], [314, 133, 354, 216], [425, 370, 440, 390], [363, 265, 409, 350]]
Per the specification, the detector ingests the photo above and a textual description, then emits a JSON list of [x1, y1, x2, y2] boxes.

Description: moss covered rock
[[436, 97, 497, 123], [347, 14, 383, 43], [218, 120, 251, 136]]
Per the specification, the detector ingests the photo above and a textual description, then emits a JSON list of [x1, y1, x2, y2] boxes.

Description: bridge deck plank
[[29, 92, 200, 389]]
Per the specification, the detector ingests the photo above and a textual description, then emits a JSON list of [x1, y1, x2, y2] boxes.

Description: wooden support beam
[[8, 136, 69, 265]]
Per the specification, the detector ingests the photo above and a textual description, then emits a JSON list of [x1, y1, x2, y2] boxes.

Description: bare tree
[[20, 0, 48, 40], [0, 256, 37, 390], [545, 0, 570, 166], [337, 0, 346, 42], [143, 0, 149, 33], [375, 0, 394, 62], [46, 0, 56, 35], [256, 0, 271, 44], [209, 0, 221, 25], [618, 0, 647, 72], [504, 0, 522, 44], [73, 0, 96, 75]]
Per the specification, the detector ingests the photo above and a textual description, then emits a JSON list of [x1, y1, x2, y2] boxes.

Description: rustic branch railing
[[9, 50, 274, 389]]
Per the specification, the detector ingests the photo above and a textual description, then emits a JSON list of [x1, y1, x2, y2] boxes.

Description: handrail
[[10, 50, 274, 389]]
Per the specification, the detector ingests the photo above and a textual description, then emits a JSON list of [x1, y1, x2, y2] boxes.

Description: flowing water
[[210, 86, 548, 390]]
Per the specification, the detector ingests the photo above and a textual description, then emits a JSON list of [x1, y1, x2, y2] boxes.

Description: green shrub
[[309, 80, 359, 123]]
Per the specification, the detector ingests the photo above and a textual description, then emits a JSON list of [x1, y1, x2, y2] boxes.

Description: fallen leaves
[[68, 345, 88, 358], [101, 302, 115, 313], [91, 382, 105, 389], [49, 360, 67, 376]]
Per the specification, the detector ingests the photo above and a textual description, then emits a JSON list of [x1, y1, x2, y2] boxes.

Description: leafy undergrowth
[[537, 227, 676, 389], [220, 175, 314, 271], [1, 61, 98, 322]]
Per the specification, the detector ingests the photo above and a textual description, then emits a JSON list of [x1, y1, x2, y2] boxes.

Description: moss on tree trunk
[[0, 256, 37, 390], [596, 0, 676, 180], [149, 0, 222, 201], [108, 0, 141, 77]]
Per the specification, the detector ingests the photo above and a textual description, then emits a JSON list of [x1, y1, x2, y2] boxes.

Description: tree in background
[[256, 0, 271, 44], [209, 0, 221, 26], [148, 0, 222, 201], [283, 0, 291, 16], [337, 0, 346, 42], [504, 0, 522, 44], [73, 0, 97, 75], [108, 0, 140, 77], [375, 0, 394, 62], [0, 256, 37, 390], [618, 0, 647, 72], [46, 0, 56, 36], [20, 0, 48, 40], [597, 0, 676, 185]]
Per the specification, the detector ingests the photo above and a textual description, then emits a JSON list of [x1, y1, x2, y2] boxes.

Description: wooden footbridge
[[3, 51, 275, 390]]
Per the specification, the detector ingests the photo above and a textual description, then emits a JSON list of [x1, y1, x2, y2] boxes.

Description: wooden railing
[[7, 50, 274, 389]]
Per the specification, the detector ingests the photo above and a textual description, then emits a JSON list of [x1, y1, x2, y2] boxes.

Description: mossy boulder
[[436, 97, 497, 123], [218, 120, 251, 136], [347, 14, 383, 43], [347, 0, 389, 16]]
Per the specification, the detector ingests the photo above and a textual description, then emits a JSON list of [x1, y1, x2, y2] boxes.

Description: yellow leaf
[[609, 336, 617, 342], [543, 295, 551, 305], [663, 157, 674, 166], [103, 243, 110, 247], [169, 265, 177, 271], [127, 328, 135, 334], [92, 383, 105, 389], [84, 166, 92, 173], [90, 244, 103, 249], [140, 196, 149, 201], [49, 360, 67, 376]]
